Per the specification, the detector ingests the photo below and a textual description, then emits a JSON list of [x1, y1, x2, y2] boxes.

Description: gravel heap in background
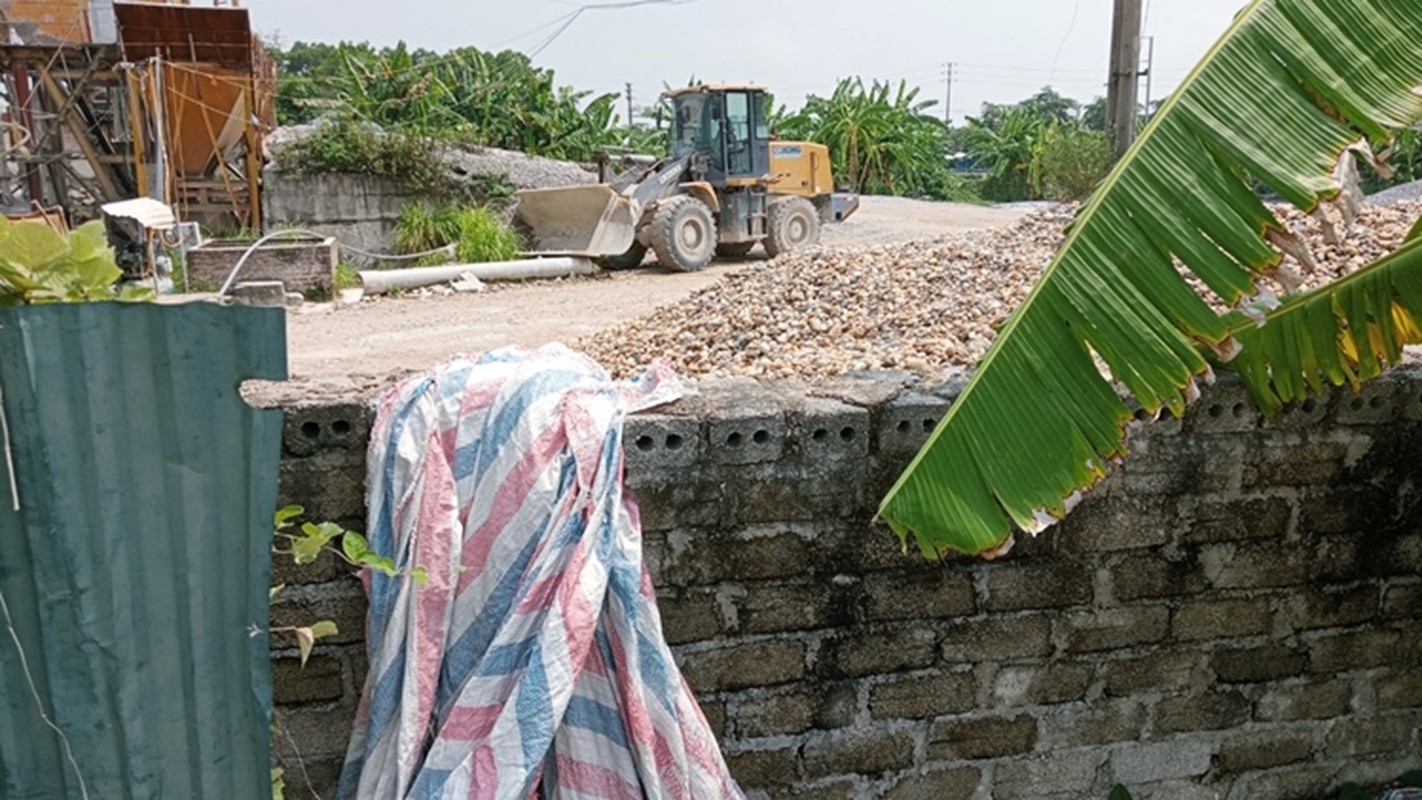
[[443, 146, 595, 191], [580, 200, 1422, 380], [266, 125, 596, 191], [1367, 178, 1422, 206]]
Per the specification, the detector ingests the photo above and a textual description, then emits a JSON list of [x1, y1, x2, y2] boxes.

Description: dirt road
[[285, 197, 1028, 377]]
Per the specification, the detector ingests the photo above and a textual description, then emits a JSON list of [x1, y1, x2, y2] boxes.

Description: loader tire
[[596, 242, 647, 270], [649, 196, 717, 272], [714, 241, 757, 258], [764, 196, 821, 259]]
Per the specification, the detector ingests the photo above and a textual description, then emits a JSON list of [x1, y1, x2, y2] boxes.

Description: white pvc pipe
[[358, 257, 596, 295]]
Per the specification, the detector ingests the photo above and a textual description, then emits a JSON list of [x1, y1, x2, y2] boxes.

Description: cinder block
[[992, 751, 1105, 798], [1153, 690, 1250, 733], [792, 397, 871, 463], [1327, 713, 1418, 757], [1061, 606, 1169, 653], [1109, 740, 1213, 784], [733, 685, 855, 738], [877, 392, 950, 456], [283, 403, 370, 457], [1217, 730, 1315, 773], [941, 614, 1053, 662], [678, 640, 805, 692], [993, 662, 1093, 706], [881, 767, 982, 800], [868, 670, 977, 719], [1171, 597, 1273, 641], [1183, 380, 1260, 435], [928, 714, 1038, 760], [1255, 679, 1353, 721], [985, 561, 1093, 612], [1225, 766, 1334, 800], [1335, 379, 1399, 425], [801, 730, 916, 778], [1259, 388, 1334, 431], [1039, 699, 1148, 748], [623, 413, 701, 475], [817, 626, 937, 678]]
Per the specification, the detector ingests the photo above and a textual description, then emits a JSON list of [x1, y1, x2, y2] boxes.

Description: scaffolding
[[0, 0, 273, 235]]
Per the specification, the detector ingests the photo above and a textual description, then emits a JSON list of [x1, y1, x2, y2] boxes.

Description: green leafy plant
[[1107, 786, 1133, 800], [269, 504, 428, 665], [0, 219, 149, 305], [394, 203, 520, 264], [334, 261, 361, 291], [880, 0, 1422, 558], [451, 207, 521, 263], [1030, 123, 1112, 202]]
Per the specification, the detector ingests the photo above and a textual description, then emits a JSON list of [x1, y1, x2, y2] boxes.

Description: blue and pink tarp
[[337, 345, 743, 800]]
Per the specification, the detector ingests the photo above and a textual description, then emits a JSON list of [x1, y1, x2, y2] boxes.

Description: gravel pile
[[1368, 178, 1422, 206], [266, 125, 595, 191], [444, 146, 595, 191], [580, 200, 1422, 380]]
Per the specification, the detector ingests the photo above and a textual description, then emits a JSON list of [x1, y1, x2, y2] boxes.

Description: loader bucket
[[514, 185, 638, 256]]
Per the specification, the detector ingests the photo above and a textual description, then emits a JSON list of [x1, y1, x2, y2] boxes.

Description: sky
[[244, 0, 1251, 124]]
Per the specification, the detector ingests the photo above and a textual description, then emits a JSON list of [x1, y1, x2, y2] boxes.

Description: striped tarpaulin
[[337, 344, 744, 800]]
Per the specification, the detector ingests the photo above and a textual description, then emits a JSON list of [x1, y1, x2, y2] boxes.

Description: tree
[[265, 40, 627, 163], [1081, 97, 1107, 131], [1020, 87, 1081, 126], [777, 78, 953, 199], [879, 0, 1422, 558]]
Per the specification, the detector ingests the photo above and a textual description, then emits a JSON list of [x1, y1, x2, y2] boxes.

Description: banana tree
[[879, 0, 1422, 559]]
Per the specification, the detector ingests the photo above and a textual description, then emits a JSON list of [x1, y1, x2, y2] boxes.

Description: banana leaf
[[878, 0, 1422, 558]]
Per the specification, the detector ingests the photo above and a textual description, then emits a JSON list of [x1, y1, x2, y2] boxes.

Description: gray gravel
[[1368, 178, 1422, 206], [443, 146, 594, 191], [266, 124, 596, 191]]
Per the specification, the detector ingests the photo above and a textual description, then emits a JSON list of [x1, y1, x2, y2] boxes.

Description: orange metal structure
[[0, 0, 269, 232]]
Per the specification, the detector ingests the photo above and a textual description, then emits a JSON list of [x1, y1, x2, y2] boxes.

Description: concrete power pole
[[944, 62, 954, 124], [1106, 0, 1143, 156], [625, 82, 635, 126], [1141, 35, 1156, 121]]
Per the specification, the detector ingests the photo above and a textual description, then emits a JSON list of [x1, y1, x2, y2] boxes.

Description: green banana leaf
[[878, 0, 1422, 558], [1228, 234, 1422, 415]]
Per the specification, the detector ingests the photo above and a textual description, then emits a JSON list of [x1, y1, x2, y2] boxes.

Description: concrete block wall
[[266, 367, 1422, 799], [262, 169, 411, 266]]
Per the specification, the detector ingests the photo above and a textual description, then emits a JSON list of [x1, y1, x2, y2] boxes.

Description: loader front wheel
[[649, 196, 717, 272], [764, 196, 821, 258], [596, 242, 647, 270]]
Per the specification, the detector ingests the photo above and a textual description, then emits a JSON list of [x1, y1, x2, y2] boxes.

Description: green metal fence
[[0, 302, 286, 799]]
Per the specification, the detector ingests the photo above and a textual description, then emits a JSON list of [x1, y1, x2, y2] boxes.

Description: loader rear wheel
[[596, 242, 647, 270], [764, 196, 821, 258], [715, 241, 757, 258], [649, 196, 717, 272]]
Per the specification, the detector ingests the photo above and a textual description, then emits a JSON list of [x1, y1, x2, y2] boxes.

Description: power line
[[528, 0, 696, 57], [1048, 0, 1084, 85]]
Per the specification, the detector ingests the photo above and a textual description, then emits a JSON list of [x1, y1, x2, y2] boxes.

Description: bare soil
[[285, 197, 1028, 377]]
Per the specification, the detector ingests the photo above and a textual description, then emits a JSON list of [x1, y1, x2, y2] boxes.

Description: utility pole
[[1106, 0, 1143, 157], [943, 62, 954, 124], [1141, 35, 1155, 122], [625, 82, 634, 126]]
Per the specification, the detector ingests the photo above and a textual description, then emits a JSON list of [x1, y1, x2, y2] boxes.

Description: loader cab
[[668, 85, 771, 185]]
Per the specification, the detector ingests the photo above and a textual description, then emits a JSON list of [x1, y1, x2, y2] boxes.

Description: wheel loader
[[514, 84, 860, 271]]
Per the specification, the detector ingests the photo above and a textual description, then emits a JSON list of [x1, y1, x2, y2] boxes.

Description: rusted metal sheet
[[0, 301, 286, 800], [113, 2, 253, 68], [1, 0, 92, 44]]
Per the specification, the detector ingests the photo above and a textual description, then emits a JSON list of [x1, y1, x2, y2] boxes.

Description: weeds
[[334, 261, 361, 291], [394, 203, 520, 264]]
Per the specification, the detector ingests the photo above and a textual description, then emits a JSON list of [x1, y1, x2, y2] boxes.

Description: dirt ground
[[285, 197, 1028, 377]]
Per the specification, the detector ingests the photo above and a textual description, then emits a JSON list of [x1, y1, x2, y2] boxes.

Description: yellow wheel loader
[[514, 84, 860, 271]]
